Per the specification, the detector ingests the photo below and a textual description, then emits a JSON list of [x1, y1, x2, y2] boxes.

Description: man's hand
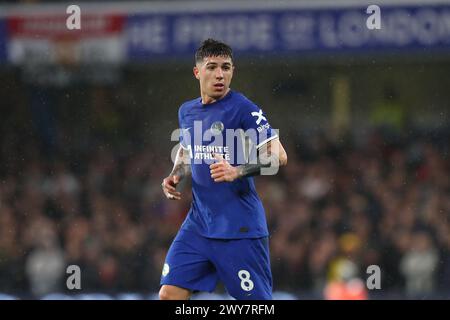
[[210, 153, 239, 182], [161, 175, 182, 200]]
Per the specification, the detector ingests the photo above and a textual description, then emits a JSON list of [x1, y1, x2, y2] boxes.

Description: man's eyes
[[206, 65, 231, 70]]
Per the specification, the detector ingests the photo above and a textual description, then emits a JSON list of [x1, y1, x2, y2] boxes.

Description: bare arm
[[257, 137, 288, 168], [170, 145, 192, 180], [161, 145, 191, 200]]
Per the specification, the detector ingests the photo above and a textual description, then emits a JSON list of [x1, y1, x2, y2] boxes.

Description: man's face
[[194, 55, 234, 101]]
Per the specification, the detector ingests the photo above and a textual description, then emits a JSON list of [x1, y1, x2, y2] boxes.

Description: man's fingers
[[167, 193, 181, 200], [165, 189, 181, 199], [214, 176, 226, 182], [209, 162, 222, 170], [164, 183, 177, 192], [162, 179, 181, 199], [167, 189, 181, 197], [210, 167, 224, 174], [162, 176, 181, 200], [211, 172, 224, 179]]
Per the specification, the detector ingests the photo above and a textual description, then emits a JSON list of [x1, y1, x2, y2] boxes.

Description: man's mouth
[[214, 83, 224, 88]]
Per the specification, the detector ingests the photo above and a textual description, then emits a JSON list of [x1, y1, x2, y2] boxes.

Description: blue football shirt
[[177, 90, 278, 239]]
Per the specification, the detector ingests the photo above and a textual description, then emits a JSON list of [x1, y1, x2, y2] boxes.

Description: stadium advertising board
[[6, 13, 126, 65], [125, 4, 450, 60], [0, 2, 449, 63]]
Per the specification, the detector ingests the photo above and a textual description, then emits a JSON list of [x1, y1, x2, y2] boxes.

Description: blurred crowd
[[0, 108, 448, 298], [265, 128, 449, 298]]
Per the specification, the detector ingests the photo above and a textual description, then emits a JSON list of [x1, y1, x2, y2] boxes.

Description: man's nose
[[215, 69, 224, 79]]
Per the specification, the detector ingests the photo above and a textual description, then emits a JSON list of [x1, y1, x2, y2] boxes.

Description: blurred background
[[0, 0, 449, 300]]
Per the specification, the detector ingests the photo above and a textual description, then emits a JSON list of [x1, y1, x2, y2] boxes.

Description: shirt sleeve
[[240, 102, 278, 149], [178, 106, 189, 150]]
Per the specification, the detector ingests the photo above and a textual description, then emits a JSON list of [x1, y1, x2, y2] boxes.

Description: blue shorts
[[160, 229, 273, 300]]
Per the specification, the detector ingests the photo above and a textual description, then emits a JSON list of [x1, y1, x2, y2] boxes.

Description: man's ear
[[193, 66, 200, 80]]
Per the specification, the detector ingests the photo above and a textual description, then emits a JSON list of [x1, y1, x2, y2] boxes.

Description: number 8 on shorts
[[238, 270, 254, 291]]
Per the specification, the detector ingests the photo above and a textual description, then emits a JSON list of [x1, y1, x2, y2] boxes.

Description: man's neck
[[201, 88, 230, 105]]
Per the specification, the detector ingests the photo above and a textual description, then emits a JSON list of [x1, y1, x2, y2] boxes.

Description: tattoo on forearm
[[238, 162, 271, 178], [237, 143, 280, 178], [171, 163, 189, 179], [170, 147, 191, 179]]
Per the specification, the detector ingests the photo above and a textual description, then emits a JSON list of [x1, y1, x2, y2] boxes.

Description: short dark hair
[[195, 39, 233, 64]]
